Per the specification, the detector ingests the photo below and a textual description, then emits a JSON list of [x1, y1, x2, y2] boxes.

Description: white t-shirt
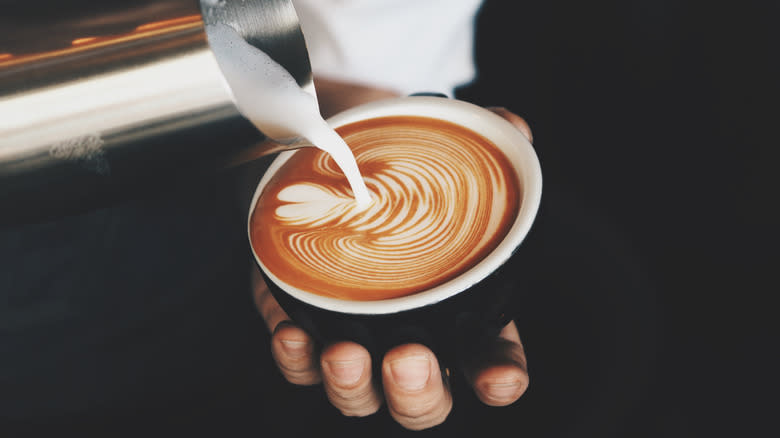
[[292, 0, 483, 97]]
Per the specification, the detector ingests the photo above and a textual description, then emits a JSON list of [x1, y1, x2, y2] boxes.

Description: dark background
[[458, 1, 776, 437], [4, 1, 775, 437]]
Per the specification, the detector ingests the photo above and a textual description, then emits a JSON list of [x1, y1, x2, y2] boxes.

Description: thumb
[[487, 107, 534, 144]]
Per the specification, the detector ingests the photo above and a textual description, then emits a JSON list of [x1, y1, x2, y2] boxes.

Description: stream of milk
[[205, 21, 372, 207]]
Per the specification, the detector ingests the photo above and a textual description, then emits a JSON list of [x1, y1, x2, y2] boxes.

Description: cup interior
[[248, 96, 542, 315]]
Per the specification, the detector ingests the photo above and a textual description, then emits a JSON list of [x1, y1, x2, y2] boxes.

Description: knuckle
[[389, 395, 452, 431], [280, 367, 320, 386], [391, 396, 438, 418], [273, 353, 320, 385], [274, 355, 312, 374], [325, 385, 382, 417]]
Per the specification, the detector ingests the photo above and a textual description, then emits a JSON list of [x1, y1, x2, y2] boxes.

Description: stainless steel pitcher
[[0, 0, 313, 225]]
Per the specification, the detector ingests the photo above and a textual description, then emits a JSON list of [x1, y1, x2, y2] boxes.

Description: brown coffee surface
[[250, 116, 520, 301]]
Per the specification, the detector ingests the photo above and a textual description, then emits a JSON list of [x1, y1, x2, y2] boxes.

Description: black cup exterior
[[256, 247, 523, 371]]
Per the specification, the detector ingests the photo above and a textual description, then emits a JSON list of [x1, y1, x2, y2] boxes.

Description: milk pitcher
[[0, 0, 313, 225]]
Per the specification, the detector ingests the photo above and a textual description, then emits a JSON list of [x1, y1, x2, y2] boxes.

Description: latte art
[[250, 116, 520, 301]]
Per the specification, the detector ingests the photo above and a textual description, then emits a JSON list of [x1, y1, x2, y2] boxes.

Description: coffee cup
[[247, 96, 542, 366]]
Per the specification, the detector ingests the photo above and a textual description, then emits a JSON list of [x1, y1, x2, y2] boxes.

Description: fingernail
[[389, 356, 430, 391], [485, 381, 523, 400], [324, 359, 364, 385], [279, 339, 308, 358]]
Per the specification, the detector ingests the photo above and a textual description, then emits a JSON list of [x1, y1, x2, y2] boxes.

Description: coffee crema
[[250, 115, 520, 301]]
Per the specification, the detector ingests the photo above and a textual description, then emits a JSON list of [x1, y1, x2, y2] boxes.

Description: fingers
[[253, 264, 525, 424], [271, 321, 322, 385], [320, 342, 383, 417], [313, 77, 400, 118], [255, 266, 384, 417], [462, 321, 529, 406], [254, 267, 322, 385], [382, 344, 453, 430], [487, 107, 534, 144]]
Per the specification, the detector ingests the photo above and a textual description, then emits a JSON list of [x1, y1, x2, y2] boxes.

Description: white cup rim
[[248, 96, 542, 315]]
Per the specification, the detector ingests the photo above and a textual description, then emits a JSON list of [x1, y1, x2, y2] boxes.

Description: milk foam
[[205, 21, 371, 206], [251, 116, 520, 301]]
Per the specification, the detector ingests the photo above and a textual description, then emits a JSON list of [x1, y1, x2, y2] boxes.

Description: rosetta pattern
[[252, 117, 518, 301]]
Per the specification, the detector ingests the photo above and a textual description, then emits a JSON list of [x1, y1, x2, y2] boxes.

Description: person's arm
[[313, 77, 399, 118]]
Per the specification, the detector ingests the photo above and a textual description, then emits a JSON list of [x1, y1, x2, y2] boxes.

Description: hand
[[253, 268, 528, 430], [251, 106, 533, 430]]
